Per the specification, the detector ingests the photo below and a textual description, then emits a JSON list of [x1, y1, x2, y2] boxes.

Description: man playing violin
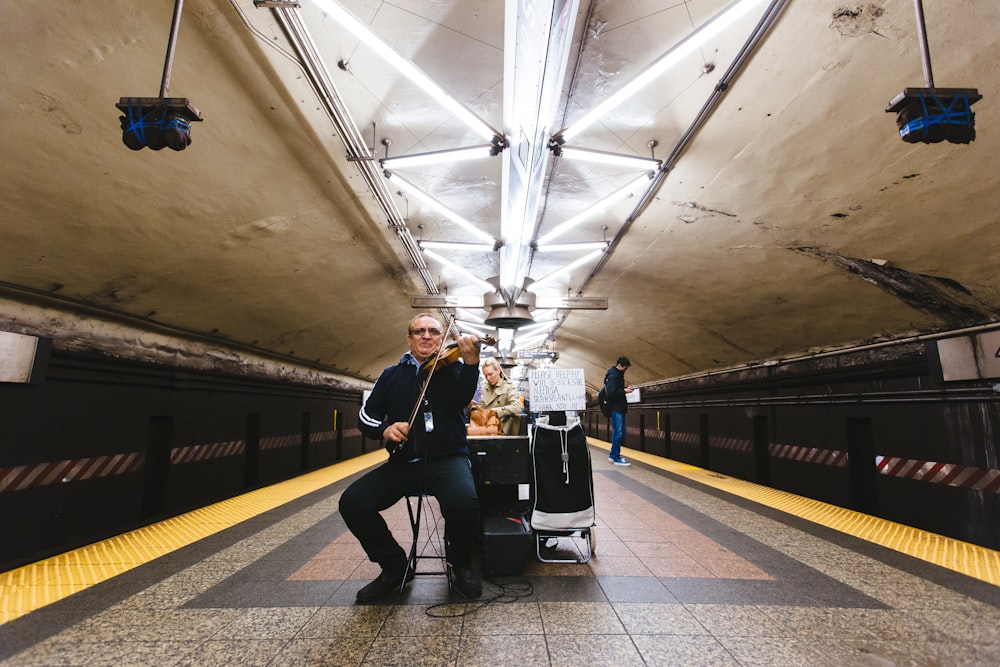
[[340, 313, 483, 602]]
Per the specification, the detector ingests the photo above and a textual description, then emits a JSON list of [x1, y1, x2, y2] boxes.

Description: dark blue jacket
[[604, 365, 629, 414], [360, 355, 479, 463]]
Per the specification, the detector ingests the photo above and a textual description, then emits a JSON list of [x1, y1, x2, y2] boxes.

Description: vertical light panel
[[499, 0, 581, 301]]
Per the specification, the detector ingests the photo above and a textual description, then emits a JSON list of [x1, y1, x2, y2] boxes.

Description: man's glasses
[[408, 327, 442, 337]]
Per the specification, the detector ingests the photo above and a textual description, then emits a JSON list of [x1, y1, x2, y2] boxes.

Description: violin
[[392, 331, 497, 456], [420, 335, 498, 373]]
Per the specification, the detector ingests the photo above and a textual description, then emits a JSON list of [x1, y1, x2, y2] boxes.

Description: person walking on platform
[[605, 356, 634, 466], [476, 357, 523, 435], [340, 313, 483, 603]]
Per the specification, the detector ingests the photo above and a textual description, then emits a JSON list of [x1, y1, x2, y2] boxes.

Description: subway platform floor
[[2, 441, 999, 666]]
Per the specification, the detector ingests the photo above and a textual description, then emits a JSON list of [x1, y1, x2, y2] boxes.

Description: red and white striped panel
[[310, 430, 337, 443], [260, 434, 299, 451], [710, 435, 753, 453], [876, 456, 1000, 493], [170, 440, 244, 464], [671, 431, 700, 445], [769, 443, 849, 468], [0, 453, 142, 493]]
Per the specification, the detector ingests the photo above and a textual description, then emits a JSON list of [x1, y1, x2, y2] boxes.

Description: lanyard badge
[[422, 397, 434, 433]]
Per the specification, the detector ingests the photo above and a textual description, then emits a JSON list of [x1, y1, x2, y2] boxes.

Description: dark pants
[[339, 454, 480, 569], [611, 411, 626, 460]]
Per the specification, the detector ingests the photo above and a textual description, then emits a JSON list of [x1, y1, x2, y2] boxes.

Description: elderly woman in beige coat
[[476, 358, 523, 435]]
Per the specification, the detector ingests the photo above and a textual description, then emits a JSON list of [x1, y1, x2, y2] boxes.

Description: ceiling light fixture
[[498, 0, 581, 302], [381, 144, 496, 170], [512, 332, 552, 351], [312, 0, 499, 141], [552, 145, 661, 171], [560, 0, 768, 142], [454, 319, 496, 335], [536, 172, 652, 246], [385, 171, 496, 245], [417, 240, 499, 252], [529, 248, 606, 289], [511, 320, 557, 337], [534, 241, 610, 253], [456, 308, 486, 323], [421, 249, 497, 293]]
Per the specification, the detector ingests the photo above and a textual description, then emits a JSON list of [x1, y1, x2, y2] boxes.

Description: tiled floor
[[2, 446, 1000, 666]]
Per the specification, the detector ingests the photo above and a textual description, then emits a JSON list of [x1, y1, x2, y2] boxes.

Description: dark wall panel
[[590, 344, 1000, 551], [0, 353, 363, 571]]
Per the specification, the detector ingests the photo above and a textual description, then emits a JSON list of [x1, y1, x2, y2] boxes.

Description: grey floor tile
[[378, 604, 466, 637], [456, 634, 548, 666], [804, 637, 997, 667], [530, 575, 608, 602], [296, 604, 394, 639], [612, 602, 709, 635], [460, 601, 543, 635], [51, 607, 242, 644], [362, 634, 459, 666], [684, 604, 784, 638], [268, 636, 374, 667], [209, 606, 319, 639], [3, 640, 198, 667], [173, 639, 288, 667], [597, 575, 679, 603], [631, 635, 739, 667], [762, 605, 880, 640], [539, 601, 625, 634], [716, 636, 825, 666], [546, 634, 645, 667]]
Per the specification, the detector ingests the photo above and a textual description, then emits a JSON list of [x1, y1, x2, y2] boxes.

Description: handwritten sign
[[528, 368, 586, 412]]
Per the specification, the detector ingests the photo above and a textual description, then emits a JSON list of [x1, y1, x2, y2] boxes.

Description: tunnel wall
[[0, 352, 368, 572], [585, 342, 1000, 551], [4, 339, 998, 571]]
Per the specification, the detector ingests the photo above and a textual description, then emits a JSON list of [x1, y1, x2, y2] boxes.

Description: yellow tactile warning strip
[[592, 440, 1000, 588], [0, 450, 386, 625]]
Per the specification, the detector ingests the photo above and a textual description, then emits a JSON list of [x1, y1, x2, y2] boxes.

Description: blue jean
[[339, 454, 479, 568], [610, 411, 626, 460]]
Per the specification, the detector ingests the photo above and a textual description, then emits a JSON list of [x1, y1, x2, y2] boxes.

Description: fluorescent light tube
[[386, 172, 496, 244], [530, 248, 606, 289], [557, 146, 661, 170], [535, 241, 610, 253], [381, 145, 495, 170], [537, 172, 652, 245], [418, 240, 497, 252], [561, 0, 767, 141], [422, 248, 497, 292], [312, 0, 498, 140]]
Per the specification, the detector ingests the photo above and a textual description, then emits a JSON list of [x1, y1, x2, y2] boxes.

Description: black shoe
[[450, 563, 482, 598], [356, 564, 414, 603]]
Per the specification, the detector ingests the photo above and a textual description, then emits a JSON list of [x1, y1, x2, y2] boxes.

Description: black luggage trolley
[[529, 420, 595, 563]]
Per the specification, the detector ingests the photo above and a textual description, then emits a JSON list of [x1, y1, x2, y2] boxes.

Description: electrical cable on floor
[[423, 578, 534, 618]]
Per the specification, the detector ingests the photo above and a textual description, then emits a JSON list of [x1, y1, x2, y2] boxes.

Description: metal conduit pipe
[[639, 393, 1000, 409], [636, 320, 1000, 391], [271, 7, 437, 294]]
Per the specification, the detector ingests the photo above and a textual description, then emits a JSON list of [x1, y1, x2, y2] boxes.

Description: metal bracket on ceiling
[[253, 1, 301, 8]]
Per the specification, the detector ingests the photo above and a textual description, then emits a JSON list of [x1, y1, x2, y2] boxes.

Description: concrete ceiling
[[2, 0, 998, 392]]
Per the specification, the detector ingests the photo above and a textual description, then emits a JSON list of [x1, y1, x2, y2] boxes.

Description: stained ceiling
[[1, 0, 998, 393]]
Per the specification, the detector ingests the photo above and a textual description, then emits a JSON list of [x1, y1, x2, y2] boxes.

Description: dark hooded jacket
[[604, 365, 628, 415], [359, 355, 479, 463]]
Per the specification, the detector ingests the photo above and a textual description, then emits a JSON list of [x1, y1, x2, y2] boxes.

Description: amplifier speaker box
[[482, 513, 533, 577]]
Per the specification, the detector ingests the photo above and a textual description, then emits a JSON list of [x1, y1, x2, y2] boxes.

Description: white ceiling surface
[[1, 0, 998, 391]]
